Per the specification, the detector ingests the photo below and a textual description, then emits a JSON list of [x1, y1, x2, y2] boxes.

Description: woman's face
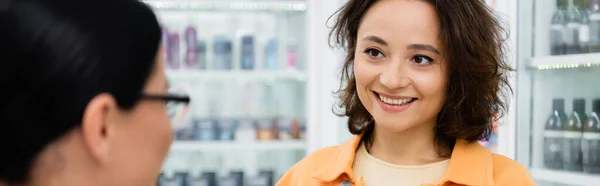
[[354, 0, 448, 133], [109, 46, 173, 185]]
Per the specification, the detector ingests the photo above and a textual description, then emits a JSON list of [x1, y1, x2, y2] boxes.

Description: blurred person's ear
[[80, 93, 120, 165]]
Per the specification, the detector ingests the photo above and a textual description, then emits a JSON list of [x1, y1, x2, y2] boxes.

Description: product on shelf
[[565, 0, 584, 54], [185, 26, 199, 68], [583, 99, 600, 173], [264, 38, 279, 70], [218, 171, 244, 186], [544, 98, 567, 170], [187, 171, 217, 186], [298, 119, 306, 140], [256, 118, 275, 140], [551, 0, 567, 55], [563, 98, 587, 171], [175, 122, 195, 141], [158, 171, 187, 186], [168, 33, 181, 69], [241, 35, 255, 70], [277, 118, 297, 140], [588, 0, 600, 52], [162, 25, 169, 58], [213, 35, 233, 70], [197, 40, 208, 69], [578, 0, 591, 53], [195, 119, 218, 141], [247, 170, 274, 186], [287, 40, 298, 70], [218, 118, 237, 141], [163, 169, 276, 186], [236, 118, 257, 141]]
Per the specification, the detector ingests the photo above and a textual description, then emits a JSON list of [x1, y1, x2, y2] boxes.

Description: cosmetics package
[[264, 38, 279, 70], [213, 35, 233, 70], [167, 33, 181, 69], [187, 171, 217, 186], [194, 119, 218, 141], [175, 172, 189, 186], [185, 26, 199, 68], [218, 118, 237, 141], [174, 121, 195, 141], [161, 26, 170, 62], [286, 39, 297, 70], [240, 35, 255, 70], [159, 171, 186, 186], [197, 40, 208, 69], [256, 118, 275, 141], [218, 171, 244, 186], [246, 170, 274, 186], [236, 118, 257, 141]]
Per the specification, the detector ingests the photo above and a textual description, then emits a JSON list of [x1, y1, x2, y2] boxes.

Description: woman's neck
[[367, 119, 448, 165]]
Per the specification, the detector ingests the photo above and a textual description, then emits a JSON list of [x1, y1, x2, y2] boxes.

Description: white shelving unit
[[166, 69, 306, 82], [531, 168, 600, 186], [171, 140, 306, 151], [530, 53, 600, 70]]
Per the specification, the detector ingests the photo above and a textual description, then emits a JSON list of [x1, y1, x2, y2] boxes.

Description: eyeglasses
[[141, 90, 191, 129]]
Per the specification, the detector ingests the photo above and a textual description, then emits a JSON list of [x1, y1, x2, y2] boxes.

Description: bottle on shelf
[[544, 98, 567, 170], [286, 39, 298, 70], [583, 99, 600, 173], [185, 26, 199, 69], [565, 0, 584, 54], [578, 0, 591, 53], [551, 0, 567, 55], [563, 98, 587, 171], [588, 0, 600, 52], [213, 35, 233, 70], [264, 38, 279, 70], [240, 35, 255, 70], [197, 40, 208, 70], [168, 33, 181, 69]]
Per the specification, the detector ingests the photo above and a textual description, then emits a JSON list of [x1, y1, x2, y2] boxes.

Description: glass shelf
[[166, 69, 306, 82], [143, 0, 307, 12], [529, 53, 600, 70], [171, 140, 306, 152]]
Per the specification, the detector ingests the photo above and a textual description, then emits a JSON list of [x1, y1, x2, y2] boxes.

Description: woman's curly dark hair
[[330, 0, 512, 157]]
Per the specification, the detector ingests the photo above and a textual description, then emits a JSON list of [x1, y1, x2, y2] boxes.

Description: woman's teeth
[[379, 95, 414, 105]]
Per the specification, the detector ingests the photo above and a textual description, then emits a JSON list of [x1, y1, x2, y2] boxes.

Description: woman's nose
[[379, 66, 410, 89]]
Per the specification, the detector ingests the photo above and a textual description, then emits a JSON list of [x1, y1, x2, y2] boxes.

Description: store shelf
[[166, 69, 306, 82], [143, 0, 307, 12], [529, 53, 600, 70], [170, 140, 306, 151], [531, 168, 600, 186]]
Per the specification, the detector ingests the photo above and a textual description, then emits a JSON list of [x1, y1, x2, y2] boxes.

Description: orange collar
[[311, 135, 495, 186]]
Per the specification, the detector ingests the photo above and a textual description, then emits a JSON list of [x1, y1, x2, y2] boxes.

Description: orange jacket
[[277, 135, 535, 186]]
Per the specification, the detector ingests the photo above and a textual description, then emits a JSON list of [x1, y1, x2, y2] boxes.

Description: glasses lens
[[166, 88, 191, 129]]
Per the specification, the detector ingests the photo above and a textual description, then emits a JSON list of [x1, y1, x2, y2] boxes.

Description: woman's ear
[[80, 93, 119, 165]]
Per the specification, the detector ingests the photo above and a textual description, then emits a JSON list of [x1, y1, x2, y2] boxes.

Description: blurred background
[[147, 0, 600, 185]]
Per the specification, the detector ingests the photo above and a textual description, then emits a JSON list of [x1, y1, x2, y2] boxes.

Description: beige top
[[352, 143, 450, 186]]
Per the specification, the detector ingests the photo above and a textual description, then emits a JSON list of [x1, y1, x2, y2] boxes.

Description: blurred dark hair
[[0, 0, 161, 184], [330, 0, 511, 156]]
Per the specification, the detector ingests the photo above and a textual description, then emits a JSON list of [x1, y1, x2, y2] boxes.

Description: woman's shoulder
[[277, 136, 362, 186], [275, 146, 342, 186], [291, 145, 342, 171], [490, 153, 536, 185]]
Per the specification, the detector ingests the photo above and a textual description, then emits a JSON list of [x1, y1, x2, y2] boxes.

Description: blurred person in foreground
[[0, 0, 189, 186], [277, 0, 534, 186]]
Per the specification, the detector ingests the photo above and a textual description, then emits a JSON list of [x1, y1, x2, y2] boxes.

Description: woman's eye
[[364, 48, 384, 58], [412, 55, 433, 65]]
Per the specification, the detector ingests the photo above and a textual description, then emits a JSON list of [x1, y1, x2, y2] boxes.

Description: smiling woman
[[276, 0, 534, 186]]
